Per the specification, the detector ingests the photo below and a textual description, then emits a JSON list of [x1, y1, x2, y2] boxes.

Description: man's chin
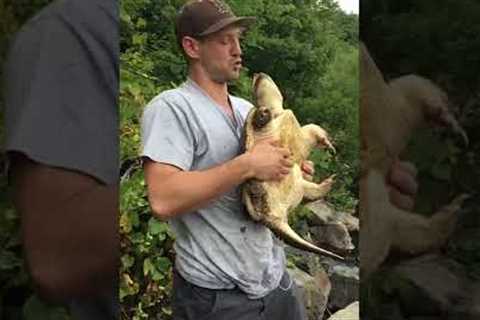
[[227, 73, 240, 83], [228, 70, 241, 82], [213, 72, 240, 84]]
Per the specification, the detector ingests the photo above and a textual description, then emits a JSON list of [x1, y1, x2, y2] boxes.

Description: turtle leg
[[361, 169, 468, 278], [302, 174, 335, 200], [243, 180, 269, 221], [390, 193, 468, 254], [301, 124, 335, 155]]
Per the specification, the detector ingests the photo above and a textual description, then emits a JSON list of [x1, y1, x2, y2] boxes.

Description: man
[[4, 0, 119, 319], [141, 1, 309, 318], [141, 1, 417, 319]]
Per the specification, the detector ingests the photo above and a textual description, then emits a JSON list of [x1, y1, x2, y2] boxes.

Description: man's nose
[[231, 38, 242, 56]]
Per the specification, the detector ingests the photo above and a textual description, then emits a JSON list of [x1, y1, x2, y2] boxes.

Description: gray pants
[[172, 269, 307, 320]]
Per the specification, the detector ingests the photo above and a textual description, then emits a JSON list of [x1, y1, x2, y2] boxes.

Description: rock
[[387, 254, 470, 317], [285, 245, 322, 276], [325, 262, 359, 310], [432, 279, 480, 320], [289, 266, 331, 320], [285, 203, 359, 318], [305, 200, 359, 231], [311, 223, 355, 252], [371, 302, 406, 320], [327, 301, 359, 320], [306, 200, 335, 224]]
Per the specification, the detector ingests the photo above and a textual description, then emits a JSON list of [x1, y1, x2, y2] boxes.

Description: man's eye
[[217, 37, 228, 45]]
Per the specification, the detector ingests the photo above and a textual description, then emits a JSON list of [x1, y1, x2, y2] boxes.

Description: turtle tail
[[268, 220, 344, 260]]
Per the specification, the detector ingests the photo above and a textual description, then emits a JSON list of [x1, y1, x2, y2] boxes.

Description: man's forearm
[[146, 153, 252, 219]]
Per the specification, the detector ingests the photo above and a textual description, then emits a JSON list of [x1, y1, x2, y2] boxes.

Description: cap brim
[[198, 16, 256, 36]]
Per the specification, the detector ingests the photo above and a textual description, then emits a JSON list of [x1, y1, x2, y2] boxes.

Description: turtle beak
[[320, 138, 336, 154], [252, 73, 259, 92], [252, 73, 267, 95], [328, 143, 337, 155]]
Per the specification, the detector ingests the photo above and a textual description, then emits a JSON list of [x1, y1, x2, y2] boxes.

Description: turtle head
[[390, 75, 469, 147], [423, 96, 469, 147], [252, 107, 272, 130], [253, 73, 284, 117]]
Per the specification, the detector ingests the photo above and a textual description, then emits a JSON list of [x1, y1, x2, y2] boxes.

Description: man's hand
[[247, 137, 293, 181], [301, 160, 315, 181], [387, 160, 418, 210]]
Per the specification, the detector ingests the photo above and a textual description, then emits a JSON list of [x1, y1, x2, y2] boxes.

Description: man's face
[[196, 26, 244, 83]]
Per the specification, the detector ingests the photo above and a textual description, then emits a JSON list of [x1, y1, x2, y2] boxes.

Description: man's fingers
[[254, 135, 277, 146], [388, 164, 418, 196], [269, 140, 281, 147], [396, 160, 418, 177], [301, 161, 314, 175], [277, 147, 291, 158], [281, 158, 294, 167], [302, 172, 313, 181], [389, 187, 415, 211], [388, 160, 418, 209], [259, 136, 279, 146], [270, 170, 290, 181]]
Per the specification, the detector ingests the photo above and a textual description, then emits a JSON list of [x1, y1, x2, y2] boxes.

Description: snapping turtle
[[359, 42, 469, 278], [242, 73, 343, 260]]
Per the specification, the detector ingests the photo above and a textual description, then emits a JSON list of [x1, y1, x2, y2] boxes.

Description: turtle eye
[[253, 107, 272, 130]]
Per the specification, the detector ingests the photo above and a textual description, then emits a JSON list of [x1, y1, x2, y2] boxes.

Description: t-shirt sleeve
[[141, 99, 195, 171], [3, 0, 119, 185]]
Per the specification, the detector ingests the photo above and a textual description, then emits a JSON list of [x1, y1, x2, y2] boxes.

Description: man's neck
[[189, 69, 230, 108]]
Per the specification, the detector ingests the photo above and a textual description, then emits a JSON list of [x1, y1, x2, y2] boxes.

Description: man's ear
[[182, 36, 201, 60]]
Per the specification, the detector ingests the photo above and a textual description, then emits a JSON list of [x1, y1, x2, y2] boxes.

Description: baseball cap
[[175, 0, 256, 44]]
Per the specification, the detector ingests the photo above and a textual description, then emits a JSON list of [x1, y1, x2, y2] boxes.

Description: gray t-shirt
[[141, 78, 286, 299]]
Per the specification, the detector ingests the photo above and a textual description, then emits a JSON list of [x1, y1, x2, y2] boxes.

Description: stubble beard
[[208, 63, 241, 84]]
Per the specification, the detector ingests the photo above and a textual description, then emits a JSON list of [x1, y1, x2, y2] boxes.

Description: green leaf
[[23, 295, 69, 320], [143, 258, 154, 277], [0, 250, 22, 271], [156, 257, 171, 273], [148, 217, 169, 237], [121, 254, 135, 269]]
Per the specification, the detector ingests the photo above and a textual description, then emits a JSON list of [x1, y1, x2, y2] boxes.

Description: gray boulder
[[289, 266, 331, 320]]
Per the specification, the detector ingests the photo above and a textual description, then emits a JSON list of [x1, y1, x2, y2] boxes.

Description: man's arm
[[144, 138, 293, 220]]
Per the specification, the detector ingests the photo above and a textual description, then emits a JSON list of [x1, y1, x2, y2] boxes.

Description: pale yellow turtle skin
[[242, 73, 343, 260], [359, 42, 469, 279]]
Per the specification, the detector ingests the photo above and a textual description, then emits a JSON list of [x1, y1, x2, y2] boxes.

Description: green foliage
[[22, 295, 69, 320], [120, 4, 178, 318], [299, 44, 359, 210], [119, 170, 174, 319], [120, 1, 358, 318]]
